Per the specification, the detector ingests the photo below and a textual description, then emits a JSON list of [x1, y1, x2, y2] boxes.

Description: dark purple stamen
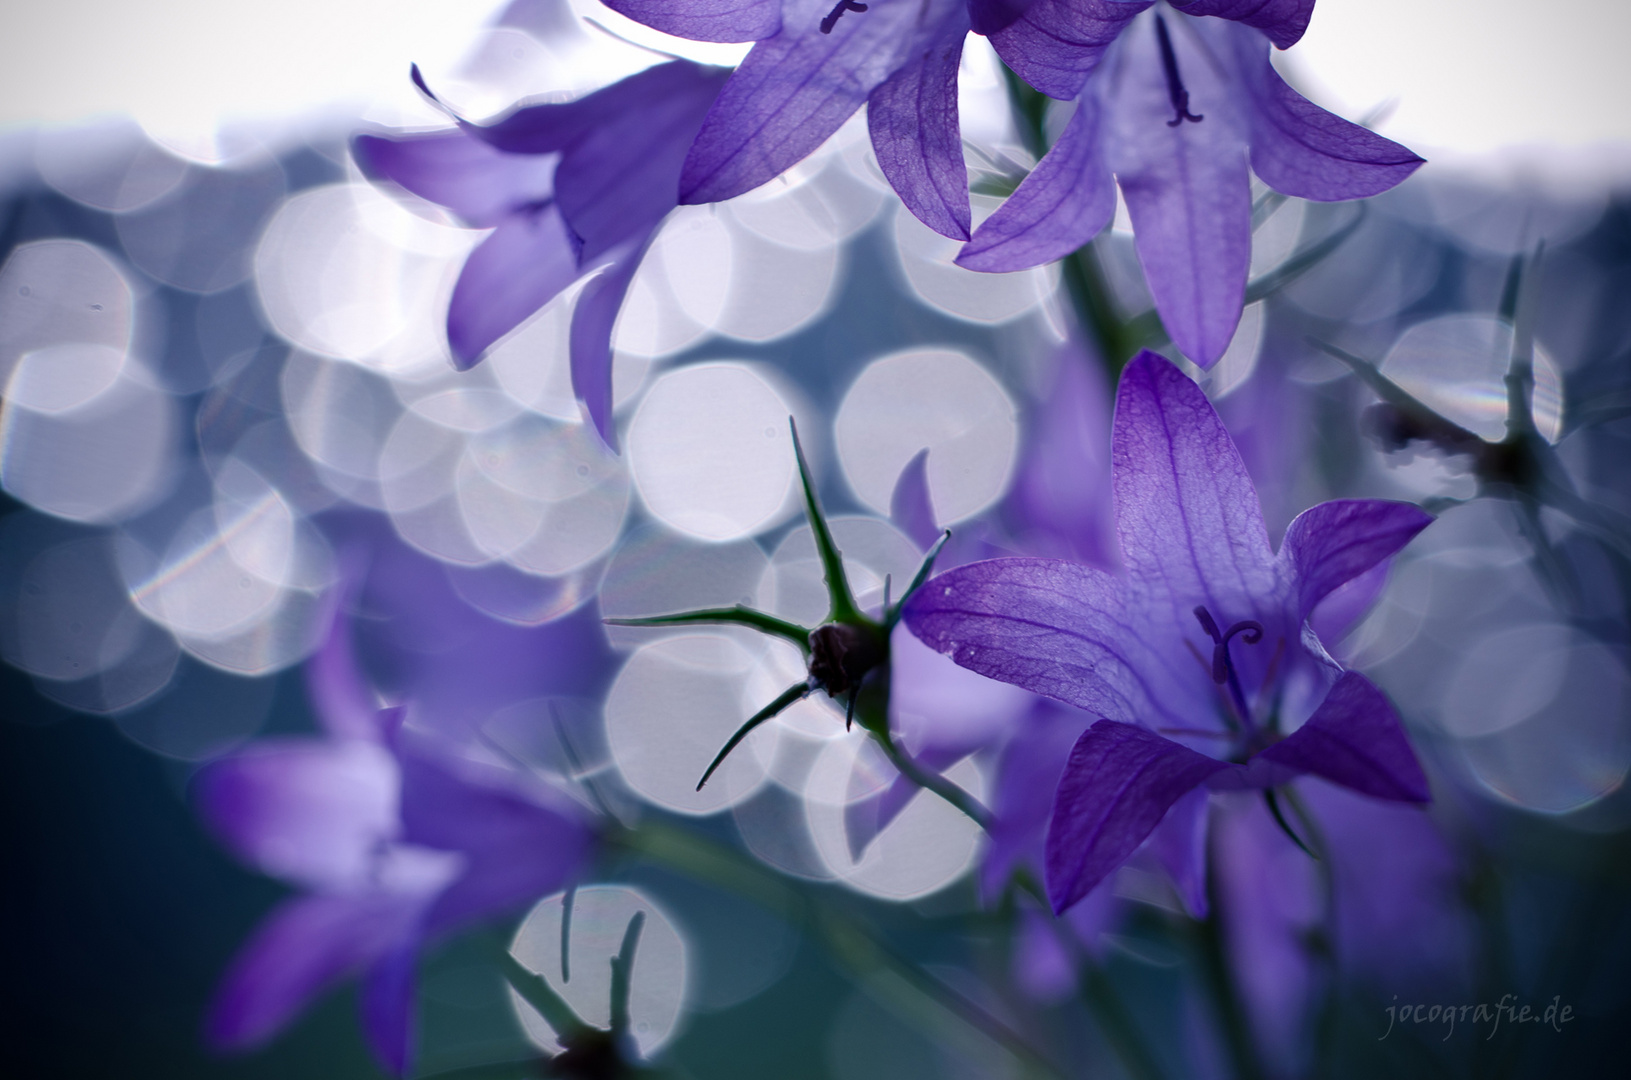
[[1194, 605, 1263, 728], [820, 0, 868, 33], [1155, 15, 1204, 127]]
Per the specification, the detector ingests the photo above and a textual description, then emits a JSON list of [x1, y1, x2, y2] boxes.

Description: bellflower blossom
[[605, 0, 984, 241], [961, 4, 1424, 365], [904, 350, 1434, 914], [353, 60, 728, 445], [196, 599, 596, 1073]]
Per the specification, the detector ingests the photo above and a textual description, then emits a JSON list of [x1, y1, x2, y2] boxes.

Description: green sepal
[[609, 911, 646, 1038], [697, 681, 811, 791], [886, 529, 951, 631], [606, 605, 812, 654], [789, 417, 864, 626]]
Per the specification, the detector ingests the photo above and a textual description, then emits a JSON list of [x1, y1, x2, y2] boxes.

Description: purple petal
[[361, 937, 420, 1075], [1308, 558, 1389, 646], [603, 0, 782, 42], [988, 0, 1152, 101], [194, 740, 399, 891], [889, 448, 940, 552], [1256, 672, 1430, 802], [552, 63, 728, 262], [396, 741, 594, 935], [352, 131, 555, 229], [957, 91, 1115, 272], [968, 0, 1043, 36], [207, 893, 422, 1052], [867, 5, 973, 240], [570, 239, 650, 450], [1280, 498, 1431, 621], [904, 557, 1157, 721], [1147, 783, 1210, 916], [1106, 17, 1252, 366], [447, 205, 581, 368], [1227, 23, 1424, 200], [1111, 351, 1279, 623], [1172, 0, 1313, 49], [680, 0, 928, 204], [1046, 720, 1228, 912], [462, 61, 699, 155]]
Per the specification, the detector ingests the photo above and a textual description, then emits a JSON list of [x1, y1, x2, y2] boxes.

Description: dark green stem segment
[[872, 724, 992, 830], [1080, 963, 1170, 1080], [613, 822, 1067, 1079], [1195, 909, 1269, 1080], [609, 911, 646, 1037]]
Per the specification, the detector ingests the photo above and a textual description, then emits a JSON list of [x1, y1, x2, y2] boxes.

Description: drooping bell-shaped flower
[[904, 350, 1434, 914], [197, 592, 597, 1073], [353, 60, 728, 446], [961, 6, 1423, 365]]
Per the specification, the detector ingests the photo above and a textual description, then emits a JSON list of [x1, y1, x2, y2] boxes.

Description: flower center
[[1155, 15, 1204, 127], [820, 0, 869, 34], [1193, 605, 1262, 731]]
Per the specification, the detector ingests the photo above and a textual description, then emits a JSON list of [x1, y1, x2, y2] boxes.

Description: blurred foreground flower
[[354, 60, 728, 445], [195, 607, 596, 1073], [906, 351, 1434, 913]]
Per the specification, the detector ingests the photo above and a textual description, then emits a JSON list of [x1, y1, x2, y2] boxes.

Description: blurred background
[[3, 1, 1631, 1077]]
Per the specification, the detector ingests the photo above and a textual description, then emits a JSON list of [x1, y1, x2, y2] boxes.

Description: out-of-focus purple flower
[[196, 578, 598, 1074], [961, 8, 1422, 365], [1214, 779, 1470, 1071], [904, 350, 1434, 914], [353, 60, 728, 445]]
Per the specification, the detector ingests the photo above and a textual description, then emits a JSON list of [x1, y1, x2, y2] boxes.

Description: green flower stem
[[611, 822, 1067, 1080], [1194, 908, 1269, 1080], [1079, 963, 1170, 1080], [870, 722, 993, 831]]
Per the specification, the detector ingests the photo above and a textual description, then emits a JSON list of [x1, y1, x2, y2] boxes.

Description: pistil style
[[1193, 605, 1263, 732], [820, 0, 869, 34], [1154, 15, 1204, 127]]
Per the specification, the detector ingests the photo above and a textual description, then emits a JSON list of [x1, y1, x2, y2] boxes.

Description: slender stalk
[[611, 822, 1065, 1079], [1080, 963, 1170, 1080], [872, 725, 992, 830], [1194, 910, 1268, 1080]]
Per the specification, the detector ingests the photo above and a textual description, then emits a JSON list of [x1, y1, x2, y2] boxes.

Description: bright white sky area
[[0, 0, 1627, 157]]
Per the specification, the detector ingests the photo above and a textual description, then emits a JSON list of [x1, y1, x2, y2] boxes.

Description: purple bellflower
[[197, 600, 596, 1073], [605, 0, 986, 242], [961, 4, 1424, 366], [904, 350, 1434, 914], [353, 60, 728, 446]]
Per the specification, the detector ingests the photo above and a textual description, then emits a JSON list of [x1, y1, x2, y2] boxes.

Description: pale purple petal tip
[[447, 208, 581, 367], [569, 242, 649, 451], [1232, 24, 1425, 201], [889, 448, 940, 552], [1112, 351, 1278, 610], [867, 7, 973, 241], [1046, 720, 1228, 912], [957, 92, 1115, 273], [1281, 499, 1432, 621]]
